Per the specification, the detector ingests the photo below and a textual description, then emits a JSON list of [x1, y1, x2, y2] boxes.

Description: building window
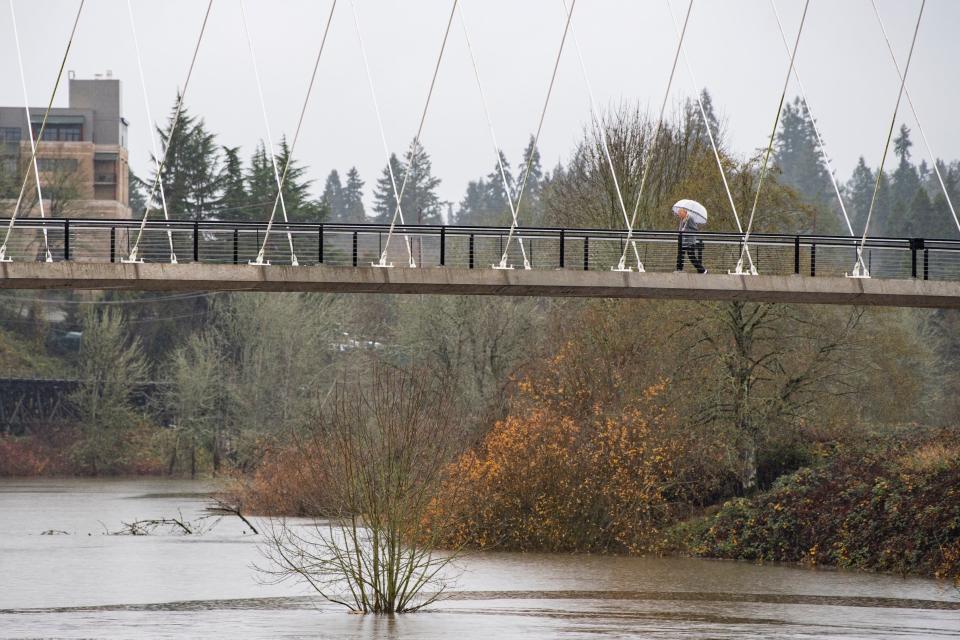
[[0, 127, 21, 142], [36, 158, 80, 173], [34, 124, 83, 142]]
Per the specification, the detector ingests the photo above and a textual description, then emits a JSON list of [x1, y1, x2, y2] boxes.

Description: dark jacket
[[678, 217, 700, 246]]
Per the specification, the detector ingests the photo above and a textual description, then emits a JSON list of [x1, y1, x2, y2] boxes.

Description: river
[[0, 479, 957, 639]]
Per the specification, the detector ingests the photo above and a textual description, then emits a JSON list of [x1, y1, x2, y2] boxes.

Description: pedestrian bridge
[[1, 218, 959, 309]]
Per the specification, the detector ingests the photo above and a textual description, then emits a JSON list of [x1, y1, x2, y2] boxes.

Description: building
[[0, 74, 131, 219]]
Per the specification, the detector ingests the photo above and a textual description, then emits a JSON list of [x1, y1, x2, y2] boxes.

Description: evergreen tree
[[400, 140, 442, 224], [774, 97, 832, 209], [321, 169, 345, 221], [151, 96, 222, 222], [217, 146, 248, 220], [516, 135, 544, 222], [483, 151, 514, 222], [273, 137, 322, 222], [453, 179, 488, 225], [342, 167, 366, 222], [371, 153, 405, 223], [891, 124, 920, 226], [903, 185, 934, 237], [847, 157, 875, 234], [128, 169, 147, 217], [246, 142, 276, 223]]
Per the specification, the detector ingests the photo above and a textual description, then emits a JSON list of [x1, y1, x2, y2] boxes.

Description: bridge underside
[[3, 262, 960, 308]]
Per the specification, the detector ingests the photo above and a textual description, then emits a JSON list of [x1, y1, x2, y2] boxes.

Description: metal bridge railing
[[2, 217, 960, 282]]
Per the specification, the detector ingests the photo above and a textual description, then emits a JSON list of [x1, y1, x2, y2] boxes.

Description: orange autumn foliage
[[429, 360, 685, 553]]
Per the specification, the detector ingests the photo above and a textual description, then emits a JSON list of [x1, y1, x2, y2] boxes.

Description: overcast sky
[[2, 0, 958, 211]]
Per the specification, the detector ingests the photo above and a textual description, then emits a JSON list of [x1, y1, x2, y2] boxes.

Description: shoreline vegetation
[[3, 94, 960, 590]]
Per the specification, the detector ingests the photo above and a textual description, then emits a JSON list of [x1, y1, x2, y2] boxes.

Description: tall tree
[[218, 146, 248, 220], [847, 157, 875, 235], [890, 124, 920, 233], [246, 142, 276, 223], [774, 98, 832, 214], [370, 153, 405, 224], [321, 169, 345, 221], [400, 141, 442, 225], [273, 137, 322, 222], [517, 135, 544, 223], [342, 167, 366, 222]]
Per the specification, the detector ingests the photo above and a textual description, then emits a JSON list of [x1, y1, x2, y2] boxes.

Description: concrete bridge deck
[[3, 261, 960, 308]]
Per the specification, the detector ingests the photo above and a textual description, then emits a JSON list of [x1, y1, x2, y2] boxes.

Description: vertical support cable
[[616, 0, 694, 272], [562, 0, 643, 272], [253, 0, 338, 266], [349, 0, 415, 267], [239, 0, 297, 265], [126, 0, 214, 263], [374, 0, 459, 268], [8, 0, 52, 262], [851, 0, 926, 278], [496, 0, 576, 270], [457, 0, 530, 269], [870, 0, 959, 235], [665, 0, 754, 273], [734, 0, 811, 275], [126, 0, 176, 262], [0, 0, 84, 263]]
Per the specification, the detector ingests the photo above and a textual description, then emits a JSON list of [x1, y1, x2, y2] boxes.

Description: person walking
[[673, 199, 707, 274]]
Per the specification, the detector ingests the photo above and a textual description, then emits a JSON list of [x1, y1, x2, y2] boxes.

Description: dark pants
[[676, 241, 706, 273]]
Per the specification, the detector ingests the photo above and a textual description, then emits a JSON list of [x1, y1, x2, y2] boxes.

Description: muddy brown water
[[0, 479, 957, 639]]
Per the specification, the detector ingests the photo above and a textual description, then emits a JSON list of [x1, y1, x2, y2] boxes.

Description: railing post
[[63, 219, 70, 261], [318, 225, 324, 264], [677, 232, 683, 270], [468, 234, 475, 269], [109, 226, 115, 263], [923, 248, 930, 281], [233, 228, 239, 265], [193, 220, 200, 262], [810, 243, 816, 277], [352, 231, 358, 267], [910, 238, 923, 279], [440, 226, 446, 266], [559, 229, 565, 268], [794, 236, 800, 274], [583, 236, 590, 271]]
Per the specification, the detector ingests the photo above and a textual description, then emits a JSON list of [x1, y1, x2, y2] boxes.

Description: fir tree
[[342, 167, 366, 222], [218, 146, 247, 220], [371, 153, 405, 224], [246, 142, 276, 223], [483, 151, 514, 222], [453, 179, 488, 225], [273, 137, 322, 222], [400, 141, 442, 225], [774, 97, 832, 209], [847, 157, 875, 234], [891, 124, 920, 224], [321, 169, 345, 221]]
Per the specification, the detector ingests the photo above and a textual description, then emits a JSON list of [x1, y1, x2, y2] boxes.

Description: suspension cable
[[126, 0, 176, 262], [853, 0, 925, 277], [616, 0, 693, 272], [348, 0, 416, 267], [770, 0, 855, 238], [457, 0, 530, 269], [9, 0, 52, 262], [870, 0, 958, 234], [735, 0, 810, 276], [495, 0, 576, 270], [252, 0, 337, 266], [374, 0, 458, 268], [666, 0, 754, 273], [126, 0, 213, 263], [0, 0, 84, 263], [563, 0, 642, 271], [240, 0, 297, 265]]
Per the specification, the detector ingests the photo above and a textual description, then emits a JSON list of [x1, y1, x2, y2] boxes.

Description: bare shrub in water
[[258, 364, 462, 613]]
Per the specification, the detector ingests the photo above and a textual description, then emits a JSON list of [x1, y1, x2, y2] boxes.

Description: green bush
[[687, 429, 960, 583]]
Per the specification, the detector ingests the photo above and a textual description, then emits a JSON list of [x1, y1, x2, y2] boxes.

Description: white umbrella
[[672, 199, 708, 225]]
